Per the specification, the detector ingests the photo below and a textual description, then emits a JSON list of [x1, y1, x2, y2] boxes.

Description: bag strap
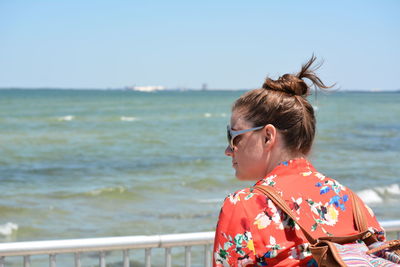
[[349, 190, 378, 245], [254, 185, 379, 245], [349, 190, 367, 232], [254, 185, 317, 244]]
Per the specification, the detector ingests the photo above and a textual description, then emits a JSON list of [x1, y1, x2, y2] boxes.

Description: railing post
[[165, 247, 171, 267], [145, 248, 151, 267], [99, 251, 106, 267], [49, 254, 56, 267], [123, 249, 129, 267], [24, 255, 31, 267], [204, 244, 211, 267], [74, 252, 81, 267], [0, 256, 4, 267], [185, 246, 191, 267]]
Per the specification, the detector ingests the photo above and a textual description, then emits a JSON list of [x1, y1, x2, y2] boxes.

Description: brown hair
[[233, 55, 331, 155]]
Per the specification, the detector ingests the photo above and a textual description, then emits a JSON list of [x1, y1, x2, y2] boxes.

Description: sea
[[0, 89, 399, 266]]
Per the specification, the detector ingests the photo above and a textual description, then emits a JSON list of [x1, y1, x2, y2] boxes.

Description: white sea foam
[[375, 183, 400, 195], [356, 183, 399, 205], [58, 115, 74, 121], [357, 189, 383, 204], [0, 222, 18, 236], [89, 186, 126, 196], [203, 113, 227, 118], [120, 116, 138, 122]]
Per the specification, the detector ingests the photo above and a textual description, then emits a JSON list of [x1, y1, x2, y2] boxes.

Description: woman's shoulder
[[217, 186, 281, 235], [222, 186, 267, 206], [219, 187, 271, 221]]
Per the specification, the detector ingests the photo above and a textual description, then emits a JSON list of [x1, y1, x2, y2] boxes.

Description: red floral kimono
[[213, 158, 385, 267]]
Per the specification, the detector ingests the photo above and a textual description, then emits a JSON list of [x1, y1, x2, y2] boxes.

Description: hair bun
[[262, 55, 331, 97], [262, 74, 308, 96]]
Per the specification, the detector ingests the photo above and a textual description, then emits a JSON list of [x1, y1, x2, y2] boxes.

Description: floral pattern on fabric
[[215, 231, 255, 267], [213, 158, 385, 267]]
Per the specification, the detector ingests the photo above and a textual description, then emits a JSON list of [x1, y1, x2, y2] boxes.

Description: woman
[[213, 56, 385, 267]]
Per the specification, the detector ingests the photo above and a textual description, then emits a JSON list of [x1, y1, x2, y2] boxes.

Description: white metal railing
[[0, 231, 214, 267], [0, 220, 399, 267]]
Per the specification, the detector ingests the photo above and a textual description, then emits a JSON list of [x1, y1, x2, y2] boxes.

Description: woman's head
[[226, 55, 331, 180]]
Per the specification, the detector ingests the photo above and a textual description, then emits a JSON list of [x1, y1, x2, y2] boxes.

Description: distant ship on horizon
[[125, 85, 166, 92]]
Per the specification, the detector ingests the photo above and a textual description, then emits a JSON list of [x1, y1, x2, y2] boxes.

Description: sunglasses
[[226, 125, 265, 150]]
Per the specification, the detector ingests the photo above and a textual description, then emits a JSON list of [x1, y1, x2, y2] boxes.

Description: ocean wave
[[375, 183, 400, 195], [88, 185, 127, 196], [47, 186, 142, 200], [203, 112, 228, 118], [158, 211, 214, 219], [186, 177, 226, 190], [0, 222, 18, 236], [57, 115, 74, 121], [357, 190, 382, 204], [0, 205, 29, 215], [120, 116, 138, 122], [357, 183, 399, 205]]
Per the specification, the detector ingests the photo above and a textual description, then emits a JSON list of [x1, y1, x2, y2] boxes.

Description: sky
[[1, 0, 399, 90]]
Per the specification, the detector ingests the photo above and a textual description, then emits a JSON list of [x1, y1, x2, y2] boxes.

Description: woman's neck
[[265, 149, 306, 175]]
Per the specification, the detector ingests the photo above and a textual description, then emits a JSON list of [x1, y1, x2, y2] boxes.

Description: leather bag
[[254, 185, 400, 266]]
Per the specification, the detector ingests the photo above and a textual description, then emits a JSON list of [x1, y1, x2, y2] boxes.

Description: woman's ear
[[263, 124, 277, 149]]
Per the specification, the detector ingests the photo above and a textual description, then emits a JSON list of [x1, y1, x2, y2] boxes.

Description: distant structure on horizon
[[125, 85, 165, 92]]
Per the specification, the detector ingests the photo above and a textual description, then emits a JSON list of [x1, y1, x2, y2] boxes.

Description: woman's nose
[[225, 145, 233, 157]]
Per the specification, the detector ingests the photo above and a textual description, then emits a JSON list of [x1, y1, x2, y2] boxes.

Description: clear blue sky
[[1, 0, 399, 90]]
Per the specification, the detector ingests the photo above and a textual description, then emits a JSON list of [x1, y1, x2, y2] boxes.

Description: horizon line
[[0, 87, 399, 92]]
